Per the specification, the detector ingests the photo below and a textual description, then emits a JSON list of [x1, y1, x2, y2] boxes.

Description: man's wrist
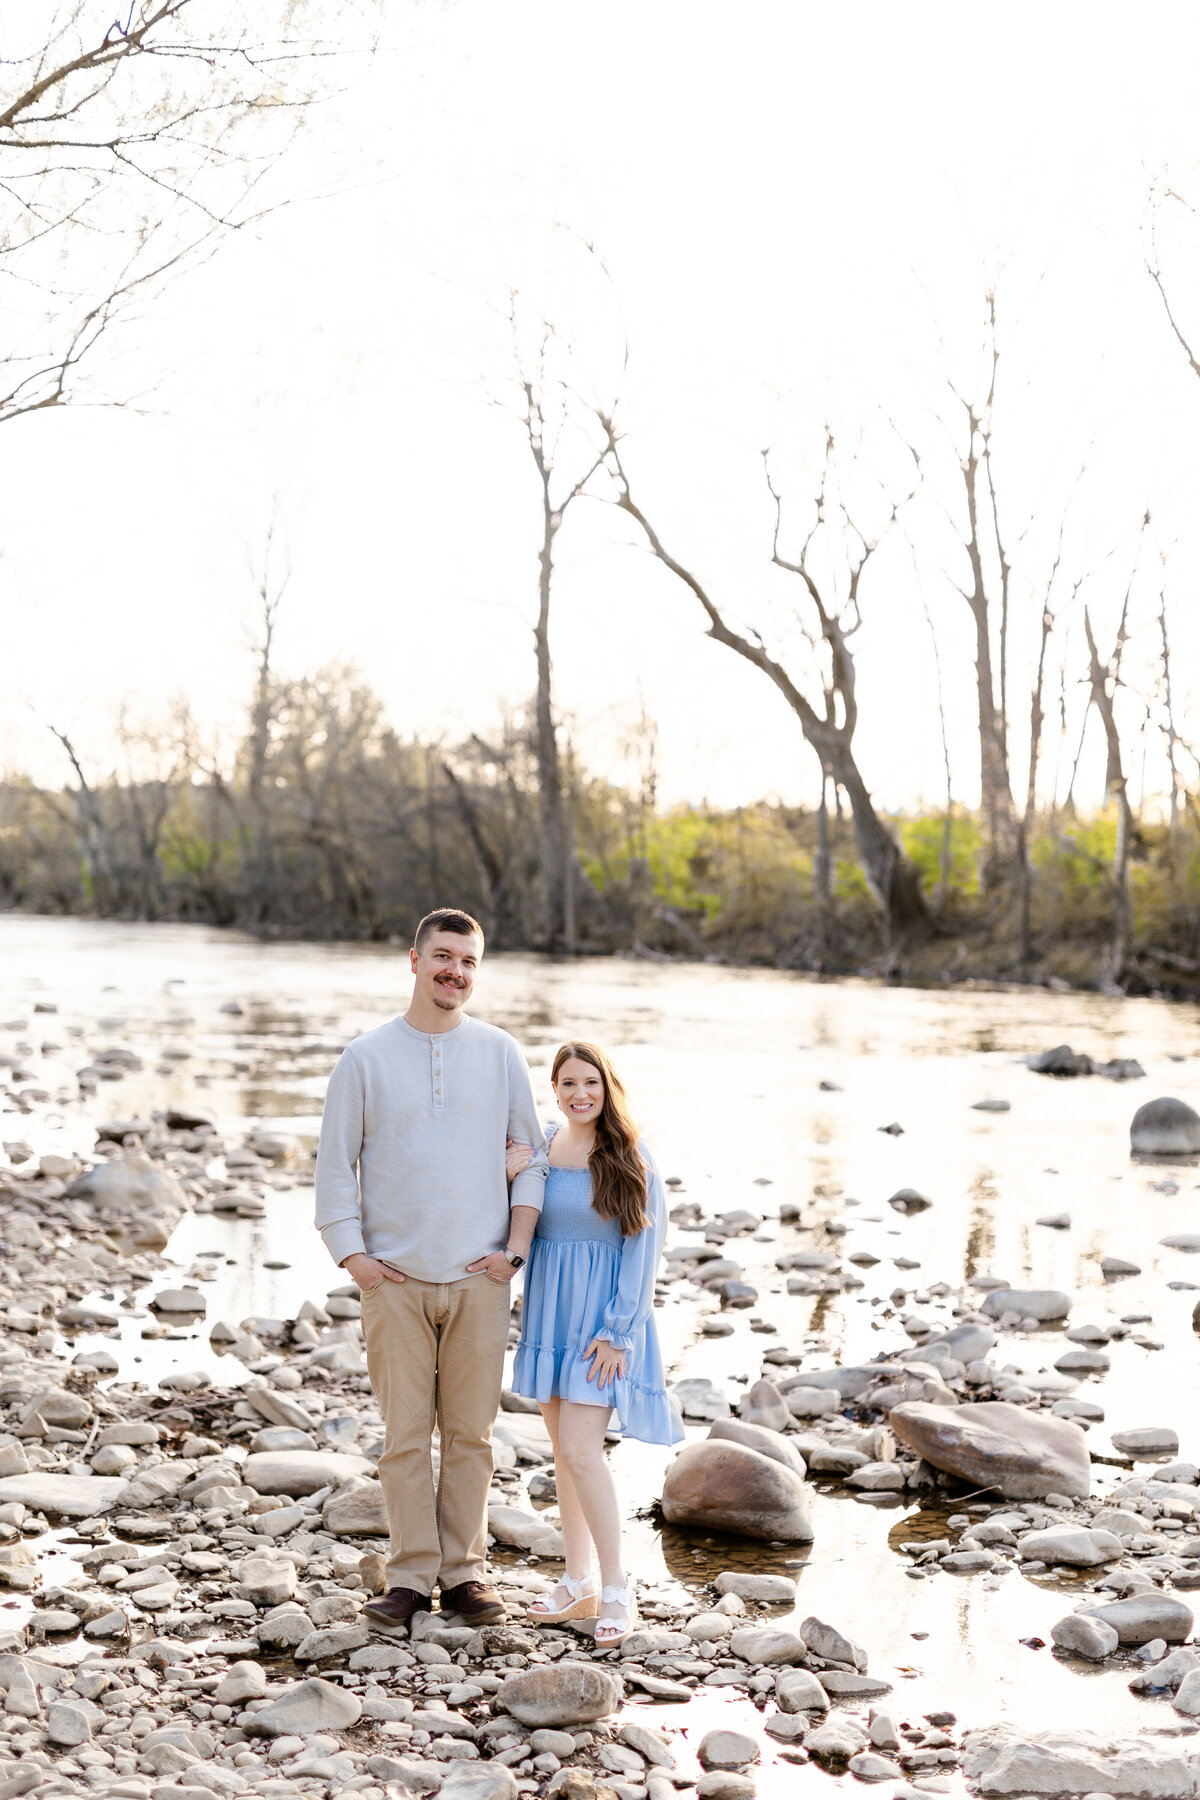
[[502, 1247, 526, 1270]]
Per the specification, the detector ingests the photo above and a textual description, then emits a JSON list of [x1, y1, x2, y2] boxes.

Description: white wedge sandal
[[594, 1582, 637, 1648], [526, 1572, 599, 1623]]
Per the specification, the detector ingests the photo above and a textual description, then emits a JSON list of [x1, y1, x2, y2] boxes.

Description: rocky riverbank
[[3, 920, 1200, 1799]]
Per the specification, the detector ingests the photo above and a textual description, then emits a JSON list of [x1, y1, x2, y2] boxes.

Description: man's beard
[[432, 982, 465, 1010]]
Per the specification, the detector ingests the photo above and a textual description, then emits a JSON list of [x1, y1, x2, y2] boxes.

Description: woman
[[507, 1042, 683, 1648]]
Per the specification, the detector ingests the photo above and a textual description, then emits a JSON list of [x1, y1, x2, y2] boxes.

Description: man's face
[[410, 929, 482, 1012]]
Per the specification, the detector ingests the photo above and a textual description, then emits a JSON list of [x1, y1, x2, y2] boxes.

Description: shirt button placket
[[432, 1038, 444, 1111]]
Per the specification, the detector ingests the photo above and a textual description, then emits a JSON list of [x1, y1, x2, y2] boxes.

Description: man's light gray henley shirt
[[314, 1013, 547, 1282]]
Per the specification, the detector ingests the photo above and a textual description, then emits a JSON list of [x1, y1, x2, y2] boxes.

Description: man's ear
[[409, 947, 419, 974]]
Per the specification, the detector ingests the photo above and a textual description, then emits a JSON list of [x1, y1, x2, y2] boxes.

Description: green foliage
[[582, 805, 811, 922], [900, 813, 982, 895]]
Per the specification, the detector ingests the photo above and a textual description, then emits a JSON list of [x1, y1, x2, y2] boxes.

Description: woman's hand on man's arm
[[506, 1138, 534, 1181]]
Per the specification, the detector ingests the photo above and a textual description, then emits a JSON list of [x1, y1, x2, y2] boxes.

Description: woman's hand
[[506, 1138, 534, 1181], [584, 1336, 626, 1387]]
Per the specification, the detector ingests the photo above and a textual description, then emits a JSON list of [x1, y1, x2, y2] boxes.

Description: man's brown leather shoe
[[439, 1580, 506, 1624], [363, 1586, 429, 1632]]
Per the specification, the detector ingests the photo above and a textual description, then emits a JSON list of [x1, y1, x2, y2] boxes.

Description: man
[[314, 907, 546, 1628]]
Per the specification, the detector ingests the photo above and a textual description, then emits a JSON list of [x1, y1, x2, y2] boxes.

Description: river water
[[4, 915, 1200, 1792]]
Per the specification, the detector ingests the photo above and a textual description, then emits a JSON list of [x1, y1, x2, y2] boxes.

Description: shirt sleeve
[[597, 1142, 667, 1349], [314, 1046, 368, 1266], [506, 1040, 550, 1213]]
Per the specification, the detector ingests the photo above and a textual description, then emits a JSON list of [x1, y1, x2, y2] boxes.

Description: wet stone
[[698, 1730, 760, 1771]]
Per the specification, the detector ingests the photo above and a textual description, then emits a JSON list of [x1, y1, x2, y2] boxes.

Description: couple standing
[[313, 908, 682, 1647]]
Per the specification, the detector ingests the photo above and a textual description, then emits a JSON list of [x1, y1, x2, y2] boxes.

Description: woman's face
[[554, 1056, 605, 1126]]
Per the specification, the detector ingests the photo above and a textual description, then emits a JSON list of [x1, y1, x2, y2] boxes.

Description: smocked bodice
[[534, 1165, 624, 1248]]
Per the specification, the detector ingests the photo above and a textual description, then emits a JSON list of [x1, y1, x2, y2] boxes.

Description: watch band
[[503, 1249, 526, 1270]]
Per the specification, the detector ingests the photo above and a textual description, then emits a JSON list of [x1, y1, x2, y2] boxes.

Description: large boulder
[[660, 1440, 814, 1542], [1078, 1594, 1194, 1647], [1130, 1097, 1200, 1159], [707, 1419, 807, 1478], [66, 1153, 189, 1248], [961, 1724, 1197, 1797], [499, 1664, 620, 1728], [888, 1401, 1090, 1500]]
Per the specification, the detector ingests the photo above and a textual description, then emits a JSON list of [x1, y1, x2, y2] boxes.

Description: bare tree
[[924, 292, 1023, 884], [1, 2, 379, 426], [601, 420, 933, 946], [498, 257, 622, 951]]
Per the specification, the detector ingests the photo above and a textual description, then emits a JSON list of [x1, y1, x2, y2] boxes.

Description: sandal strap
[[600, 1584, 633, 1606], [561, 1573, 596, 1599]]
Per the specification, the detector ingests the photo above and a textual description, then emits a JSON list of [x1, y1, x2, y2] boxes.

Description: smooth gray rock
[[499, 1663, 620, 1727], [707, 1419, 807, 1478], [1131, 1096, 1200, 1158], [714, 1572, 796, 1603], [961, 1724, 1196, 1796], [235, 1555, 298, 1612], [774, 1668, 829, 1713], [698, 1731, 760, 1771], [1019, 1527, 1123, 1567], [737, 1380, 789, 1433], [66, 1153, 188, 1246], [728, 1626, 806, 1666], [889, 1401, 1091, 1499], [778, 1365, 879, 1401], [1050, 1614, 1119, 1661], [0, 1473, 126, 1517], [151, 1288, 206, 1314], [249, 1676, 362, 1736], [981, 1288, 1071, 1322], [1129, 1648, 1199, 1693], [1080, 1594, 1194, 1646], [47, 1698, 101, 1746], [661, 1440, 814, 1542], [320, 1483, 388, 1537], [439, 1768, 519, 1800], [242, 1450, 372, 1496], [800, 1616, 866, 1669], [1111, 1427, 1179, 1458]]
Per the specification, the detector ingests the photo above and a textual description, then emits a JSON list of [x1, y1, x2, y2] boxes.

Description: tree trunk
[[967, 595, 1019, 882], [813, 773, 832, 905], [816, 729, 931, 943], [534, 497, 569, 951]]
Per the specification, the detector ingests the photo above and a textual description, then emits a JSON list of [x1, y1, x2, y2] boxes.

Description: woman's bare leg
[[553, 1400, 622, 1590], [529, 1397, 595, 1607]]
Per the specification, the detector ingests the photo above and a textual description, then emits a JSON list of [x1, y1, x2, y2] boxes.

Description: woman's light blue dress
[[510, 1132, 684, 1445]]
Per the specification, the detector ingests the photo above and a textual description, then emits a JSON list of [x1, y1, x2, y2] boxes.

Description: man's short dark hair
[[413, 908, 485, 953]]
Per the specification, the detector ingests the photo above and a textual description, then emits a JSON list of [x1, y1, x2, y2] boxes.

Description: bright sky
[[4, 0, 1200, 816]]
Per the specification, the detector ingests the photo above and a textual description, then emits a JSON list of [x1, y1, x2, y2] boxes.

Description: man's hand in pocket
[[467, 1251, 518, 1284], [343, 1253, 405, 1292]]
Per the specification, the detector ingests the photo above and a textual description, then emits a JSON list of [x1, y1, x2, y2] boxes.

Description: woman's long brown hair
[[552, 1041, 649, 1235]]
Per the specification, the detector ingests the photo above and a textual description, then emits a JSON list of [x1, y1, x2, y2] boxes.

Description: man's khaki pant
[[359, 1271, 511, 1595]]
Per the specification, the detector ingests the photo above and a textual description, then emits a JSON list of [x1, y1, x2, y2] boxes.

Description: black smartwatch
[[503, 1249, 526, 1271]]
